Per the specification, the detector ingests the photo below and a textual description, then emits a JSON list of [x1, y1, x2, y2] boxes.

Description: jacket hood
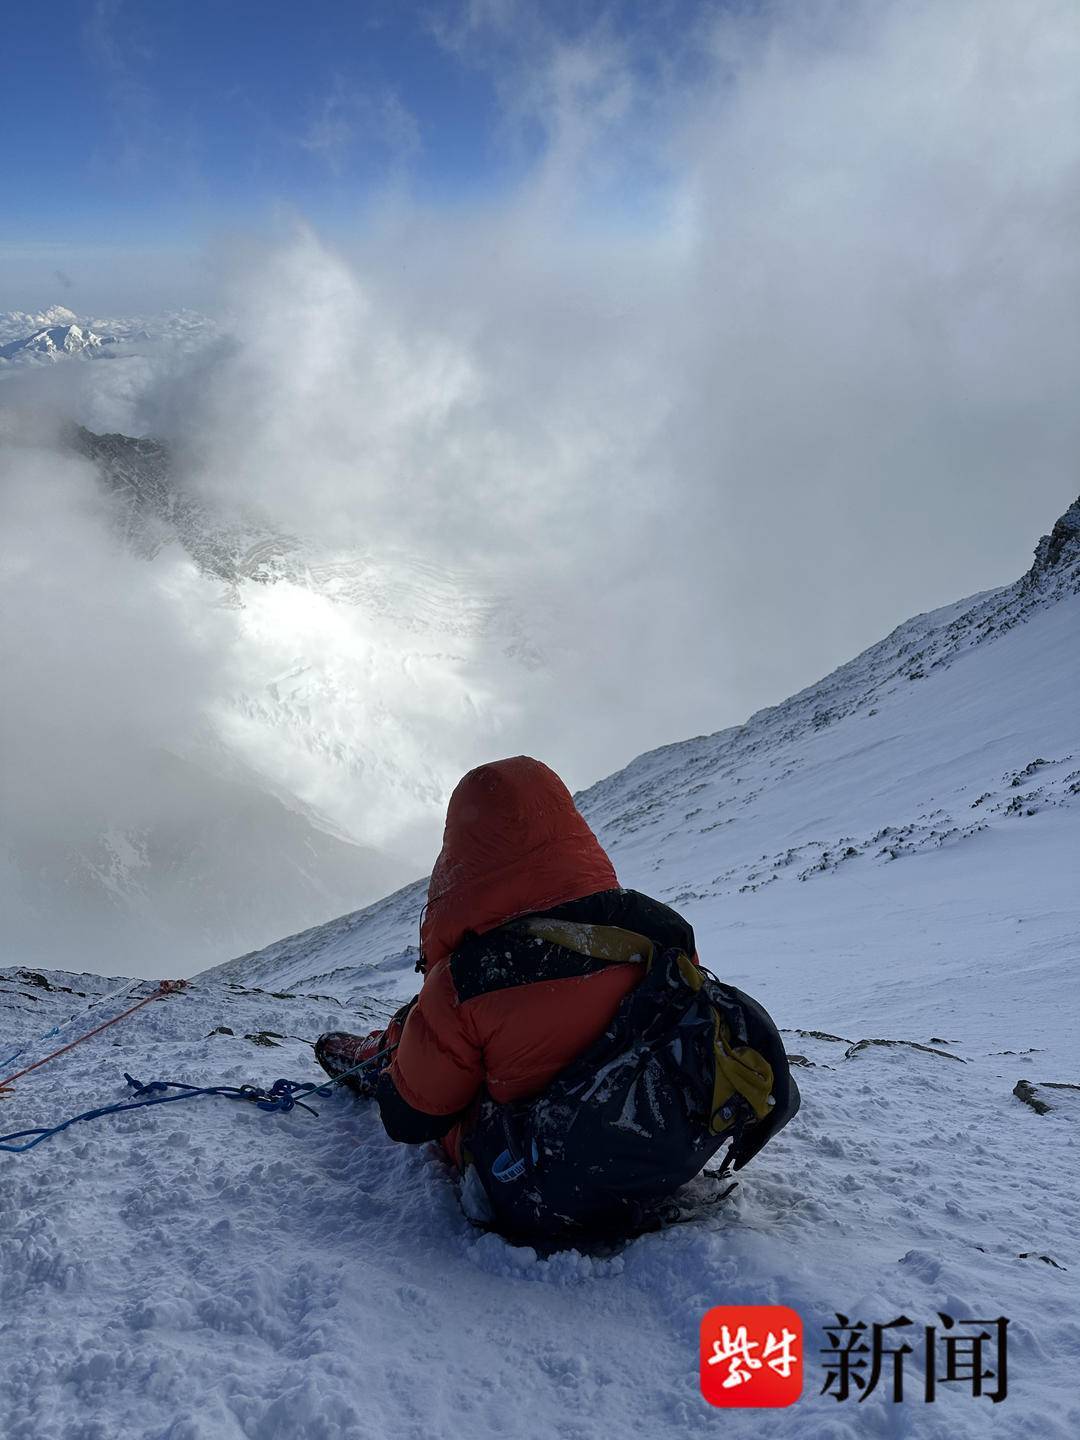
[[420, 756, 618, 969]]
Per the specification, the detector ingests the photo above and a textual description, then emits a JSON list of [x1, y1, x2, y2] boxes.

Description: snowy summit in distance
[[0, 304, 214, 366], [0, 305, 116, 363]]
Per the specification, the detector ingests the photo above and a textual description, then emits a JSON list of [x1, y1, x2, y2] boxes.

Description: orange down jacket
[[382, 756, 638, 1162]]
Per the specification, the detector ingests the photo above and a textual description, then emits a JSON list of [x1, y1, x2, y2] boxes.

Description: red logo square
[[700, 1305, 804, 1407]]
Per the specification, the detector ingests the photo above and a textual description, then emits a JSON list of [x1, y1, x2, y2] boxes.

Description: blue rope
[[0, 1073, 335, 1154], [0, 1037, 395, 1155], [0, 1028, 62, 1073], [0, 979, 146, 1074]]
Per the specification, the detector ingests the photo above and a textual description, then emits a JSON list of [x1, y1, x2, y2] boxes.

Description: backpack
[[457, 896, 800, 1243]]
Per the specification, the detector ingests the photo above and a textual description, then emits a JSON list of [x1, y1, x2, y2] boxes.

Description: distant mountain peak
[[0, 320, 114, 362]]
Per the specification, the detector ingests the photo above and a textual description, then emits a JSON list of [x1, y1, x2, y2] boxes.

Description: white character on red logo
[[707, 1326, 763, 1388]]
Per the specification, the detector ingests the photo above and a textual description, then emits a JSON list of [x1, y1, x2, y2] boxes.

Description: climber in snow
[[315, 756, 798, 1241]]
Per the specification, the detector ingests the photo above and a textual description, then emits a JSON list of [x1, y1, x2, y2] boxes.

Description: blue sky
[[5, 2, 500, 239], [2, 0, 694, 250]]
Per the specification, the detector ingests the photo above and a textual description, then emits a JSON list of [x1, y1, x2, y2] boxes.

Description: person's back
[[381, 756, 643, 1162], [316, 755, 798, 1241]]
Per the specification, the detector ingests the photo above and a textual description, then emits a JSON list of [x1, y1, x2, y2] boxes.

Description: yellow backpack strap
[[508, 918, 655, 967], [648, 946, 775, 1127], [649, 946, 776, 1129], [710, 1014, 775, 1129]]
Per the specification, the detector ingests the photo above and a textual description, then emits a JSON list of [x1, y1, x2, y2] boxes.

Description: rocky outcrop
[[1027, 496, 1080, 587]]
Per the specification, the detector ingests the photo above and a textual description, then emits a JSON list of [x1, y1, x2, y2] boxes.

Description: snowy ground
[[2, 518, 1078, 1438], [2, 807, 1077, 1439]]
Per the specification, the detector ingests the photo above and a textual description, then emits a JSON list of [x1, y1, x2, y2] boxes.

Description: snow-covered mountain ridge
[[0, 322, 116, 363], [577, 492, 1080, 903]]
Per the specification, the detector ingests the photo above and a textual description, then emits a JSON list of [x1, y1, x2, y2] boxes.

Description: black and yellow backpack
[[457, 888, 800, 1243]]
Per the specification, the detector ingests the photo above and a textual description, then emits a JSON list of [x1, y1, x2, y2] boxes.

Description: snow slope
[[1, 498, 1078, 1438]]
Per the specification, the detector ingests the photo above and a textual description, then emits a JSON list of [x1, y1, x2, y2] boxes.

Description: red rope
[[0, 980, 187, 1095]]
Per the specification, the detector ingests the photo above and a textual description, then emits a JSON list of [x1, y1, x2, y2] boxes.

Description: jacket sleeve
[[378, 959, 484, 1140]]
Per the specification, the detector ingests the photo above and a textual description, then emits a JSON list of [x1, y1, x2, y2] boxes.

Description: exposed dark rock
[[244, 1030, 283, 1047], [1013, 1079, 1051, 1114], [845, 1037, 965, 1062], [18, 970, 53, 990], [1028, 497, 1080, 581]]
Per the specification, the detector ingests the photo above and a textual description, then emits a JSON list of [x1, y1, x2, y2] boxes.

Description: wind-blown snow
[[1, 500, 1077, 1438]]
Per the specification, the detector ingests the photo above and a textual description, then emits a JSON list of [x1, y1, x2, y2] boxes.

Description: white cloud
[[0, 439, 236, 840], [300, 78, 422, 176]]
